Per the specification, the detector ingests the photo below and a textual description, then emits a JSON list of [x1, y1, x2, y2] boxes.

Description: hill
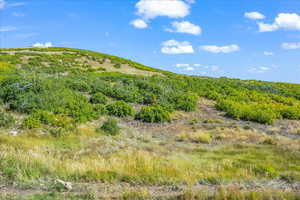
[[0, 47, 299, 199]]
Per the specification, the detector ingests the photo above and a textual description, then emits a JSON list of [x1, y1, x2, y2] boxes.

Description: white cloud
[[258, 23, 279, 32], [161, 40, 194, 54], [176, 64, 190, 68], [166, 21, 202, 35], [264, 51, 274, 56], [0, 0, 6, 9], [245, 12, 265, 20], [176, 63, 220, 72], [281, 42, 300, 50], [32, 42, 53, 48], [7, 2, 25, 7], [186, 66, 195, 71], [248, 66, 270, 74], [135, 0, 191, 20], [0, 26, 18, 32], [258, 13, 300, 32], [130, 19, 148, 29], [200, 44, 240, 54], [0, 0, 25, 9], [12, 12, 24, 17], [210, 65, 220, 71]]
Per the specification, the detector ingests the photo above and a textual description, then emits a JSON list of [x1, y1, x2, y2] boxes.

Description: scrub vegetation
[[0, 47, 299, 199]]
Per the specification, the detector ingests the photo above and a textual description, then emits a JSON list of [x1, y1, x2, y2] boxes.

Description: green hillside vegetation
[[0, 47, 299, 199]]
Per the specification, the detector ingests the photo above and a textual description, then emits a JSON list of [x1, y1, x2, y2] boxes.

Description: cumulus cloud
[[248, 66, 270, 74], [135, 0, 191, 20], [244, 12, 265, 20], [0, 0, 6, 9], [32, 42, 53, 48], [0, 1, 25, 9], [258, 13, 300, 32], [166, 21, 202, 35], [161, 40, 194, 54], [130, 19, 148, 29], [264, 51, 274, 56], [258, 23, 278, 32], [12, 12, 24, 17], [200, 44, 240, 54], [176, 63, 220, 72], [0, 26, 18, 32], [281, 42, 300, 50]]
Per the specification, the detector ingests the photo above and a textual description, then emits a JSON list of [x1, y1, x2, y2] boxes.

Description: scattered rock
[[9, 130, 19, 136], [55, 179, 72, 191]]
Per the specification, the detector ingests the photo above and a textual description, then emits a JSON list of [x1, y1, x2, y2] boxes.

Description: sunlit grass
[[0, 132, 299, 186]]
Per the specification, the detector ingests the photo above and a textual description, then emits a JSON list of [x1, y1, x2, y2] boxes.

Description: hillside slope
[[0, 47, 299, 199]]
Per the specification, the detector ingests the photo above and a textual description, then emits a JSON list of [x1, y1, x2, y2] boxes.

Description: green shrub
[[113, 63, 121, 69], [174, 93, 198, 112], [106, 101, 135, 117], [68, 80, 91, 92], [22, 115, 41, 129], [0, 112, 15, 128], [32, 110, 55, 125], [100, 118, 120, 136], [94, 104, 108, 115], [90, 93, 107, 104], [136, 105, 171, 123], [280, 106, 300, 120]]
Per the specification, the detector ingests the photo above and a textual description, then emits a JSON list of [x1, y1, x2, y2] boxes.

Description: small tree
[[136, 105, 171, 123], [0, 112, 15, 128], [100, 118, 120, 136], [106, 101, 135, 117], [90, 93, 108, 104]]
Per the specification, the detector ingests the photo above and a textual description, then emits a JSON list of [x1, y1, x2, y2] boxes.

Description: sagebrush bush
[[113, 63, 121, 69], [90, 93, 107, 104], [94, 104, 108, 115], [173, 93, 198, 112], [22, 115, 41, 129], [106, 101, 135, 117], [100, 118, 120, 135], [0, 112, 15, 128], [136, 105, 170, 123]]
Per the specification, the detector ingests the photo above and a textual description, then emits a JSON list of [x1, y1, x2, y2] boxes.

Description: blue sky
[[1, 0, 300, 83]]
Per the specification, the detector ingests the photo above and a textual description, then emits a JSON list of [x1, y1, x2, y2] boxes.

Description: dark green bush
[[280, 106, 300, 120], [22, 115, 41, 129], [94, 104, 108, 115], [136, 105, 171, 123], [90, 93, 107, 104], [0, 112, 15, 128], [113, 63, 121, 69], [100, 118, 120, 136], [173, 93, 198, 112], [106, 101, 135, 117]]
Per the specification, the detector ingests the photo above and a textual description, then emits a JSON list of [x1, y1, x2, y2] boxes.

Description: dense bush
[[22, 110, 76, 129], [90, 93, 107, 104], [94, 104, 108, 115], [280, 106, 300, 120], [136, 105, 171, 123], [2, 48, 300, 126], [113, 63, 121, 69], [100, 118, 120, 135], [173, 93, 198, 112], [0, 112, 15, 128], [106, 101, 135, 117], [22, 115, 41, 129], [216, 100, 276, 125]]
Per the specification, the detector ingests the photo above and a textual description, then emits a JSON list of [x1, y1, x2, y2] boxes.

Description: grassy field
[[0, 48, 299, 199]]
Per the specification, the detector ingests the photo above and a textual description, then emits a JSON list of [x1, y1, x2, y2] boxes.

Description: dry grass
[[176, 130, 212, 144]]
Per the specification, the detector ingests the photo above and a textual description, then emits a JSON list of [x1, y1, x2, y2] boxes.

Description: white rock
[[56, 179, 72, 190], [9, 130, 19, 136]]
